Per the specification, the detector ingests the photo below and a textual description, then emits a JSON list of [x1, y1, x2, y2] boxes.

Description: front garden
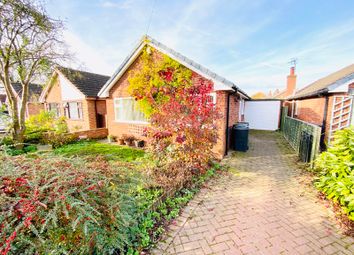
[[0, 41, 222, 254]]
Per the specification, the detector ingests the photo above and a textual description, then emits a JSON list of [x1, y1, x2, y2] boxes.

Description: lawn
[[53, 140, 145, 162]]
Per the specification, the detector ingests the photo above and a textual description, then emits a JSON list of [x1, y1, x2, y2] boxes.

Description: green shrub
[[25, 111, 68, 143], [0, 154, 143, 254], [2, 144, 37, 156], [315, 127, 354, 220]]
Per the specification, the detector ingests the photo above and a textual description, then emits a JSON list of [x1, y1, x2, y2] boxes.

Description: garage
[[244, 100, 282, 131]]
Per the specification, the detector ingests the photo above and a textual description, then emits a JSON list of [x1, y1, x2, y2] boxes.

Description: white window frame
[[294, 100, 299, 116], [64, 101, 83, 120], [208, 92, 217, 105], [113, 97, 149, 124]]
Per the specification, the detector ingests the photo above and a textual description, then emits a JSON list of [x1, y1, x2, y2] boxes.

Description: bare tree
[[0, 0, 67, 147]]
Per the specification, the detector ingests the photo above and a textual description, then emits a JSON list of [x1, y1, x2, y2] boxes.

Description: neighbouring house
[[40, 67, 110, 132], [286, 63, 354, 146], [273, 66, 297, 99], [0, 82, 44, 117], [11, 82, 44, 117], [98, 35, 250, 158]]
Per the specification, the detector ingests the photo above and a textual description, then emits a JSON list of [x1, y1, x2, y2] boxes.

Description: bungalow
[[98, 35, 250, 158], [40, 67, 110, 131], [286, 63, 354, 146]]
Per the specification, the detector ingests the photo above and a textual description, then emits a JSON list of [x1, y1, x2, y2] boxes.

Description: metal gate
[[299, 131, 313, 163]]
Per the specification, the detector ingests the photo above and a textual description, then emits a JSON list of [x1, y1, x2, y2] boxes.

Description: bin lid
[[233, 122, 249, 130]]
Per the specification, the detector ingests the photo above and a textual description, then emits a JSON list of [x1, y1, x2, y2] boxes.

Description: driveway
[[152, 131, 354, 254]]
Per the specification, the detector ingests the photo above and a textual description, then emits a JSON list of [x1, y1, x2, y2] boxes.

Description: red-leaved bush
[[0, 154, 142, 254]]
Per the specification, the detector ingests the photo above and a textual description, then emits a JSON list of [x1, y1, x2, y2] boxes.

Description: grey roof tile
[[58, 67, 110, 97], [12, 82, 43, 100]]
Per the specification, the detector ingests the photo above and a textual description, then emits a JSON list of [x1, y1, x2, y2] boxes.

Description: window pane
[[68, 102, 79, 120], [48, 103, 60, 117], [114, 98, 147, 122]]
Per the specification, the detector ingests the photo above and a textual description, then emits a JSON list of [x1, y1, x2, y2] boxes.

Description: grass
[[53, 140, 145, 162]]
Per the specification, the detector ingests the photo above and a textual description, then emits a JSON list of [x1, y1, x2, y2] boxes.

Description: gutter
[[287, 88, 328, 101]]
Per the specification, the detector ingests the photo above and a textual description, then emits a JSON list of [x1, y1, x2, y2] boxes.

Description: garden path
[[152, 131, 354, 254]]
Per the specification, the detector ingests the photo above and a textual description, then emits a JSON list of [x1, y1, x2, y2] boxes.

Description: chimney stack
[[287, 66, 296, 96]]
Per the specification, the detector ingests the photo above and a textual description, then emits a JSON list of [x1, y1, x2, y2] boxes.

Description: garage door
[[244, 100, 281, 131]]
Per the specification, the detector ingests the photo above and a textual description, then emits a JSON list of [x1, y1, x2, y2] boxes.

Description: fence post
[[280, 106, 288, 131]]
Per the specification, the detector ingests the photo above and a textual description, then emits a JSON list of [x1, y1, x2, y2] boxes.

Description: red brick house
[[10, 82, 44, 118], [40, 67, 110, 132], [98, 36, 250, 158], [286, 63, 354, 146]]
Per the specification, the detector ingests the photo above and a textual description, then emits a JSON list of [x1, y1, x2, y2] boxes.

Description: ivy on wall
[[128, 46, 193, 118]]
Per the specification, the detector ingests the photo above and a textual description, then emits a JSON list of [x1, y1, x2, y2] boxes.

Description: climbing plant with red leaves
[[128, 46, 221, 186]]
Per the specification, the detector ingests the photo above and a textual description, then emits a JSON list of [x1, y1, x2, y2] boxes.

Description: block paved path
[[152, 131, 354, 255]]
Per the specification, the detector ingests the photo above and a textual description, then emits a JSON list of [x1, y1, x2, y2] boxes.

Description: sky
[[46, 0, 354, 96]]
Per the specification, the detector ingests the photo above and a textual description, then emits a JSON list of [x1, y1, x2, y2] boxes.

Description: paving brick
[[153, 132, 354, 254]]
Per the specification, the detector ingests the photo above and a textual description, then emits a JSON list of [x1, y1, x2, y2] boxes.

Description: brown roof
[[290, 64, 354, 99]]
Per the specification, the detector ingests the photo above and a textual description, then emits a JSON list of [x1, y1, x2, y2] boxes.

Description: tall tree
[[0, 0, 67, 147]]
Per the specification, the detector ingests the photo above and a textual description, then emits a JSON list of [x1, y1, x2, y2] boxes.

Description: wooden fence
[[281, 107, 321, 164]]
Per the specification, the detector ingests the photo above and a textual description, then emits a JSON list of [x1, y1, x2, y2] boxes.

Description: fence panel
[[282, 115, 321, 164]]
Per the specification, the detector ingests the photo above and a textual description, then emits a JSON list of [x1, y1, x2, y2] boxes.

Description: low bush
[[43, 132, 77, 149], [2, 144, 37, 156], [0, 154, 144, 255], [25, 111, 68, 144], [315, 127, 354, 220]]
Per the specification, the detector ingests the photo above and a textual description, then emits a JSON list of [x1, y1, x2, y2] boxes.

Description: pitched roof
[[289, 64, 354, 100], [98, 35, 250, 99], [272, 89, 287, 99], [12, 82, 43, 101], [57, 67, 110, 97]]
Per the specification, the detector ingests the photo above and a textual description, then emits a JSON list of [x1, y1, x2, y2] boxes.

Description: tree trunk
[[3, 67, 25, 149], [12, 119, 25, 149]]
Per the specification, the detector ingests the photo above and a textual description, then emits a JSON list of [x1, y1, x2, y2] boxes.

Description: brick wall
[[212, 92, 240, 158], [26, 102, 44, 117], [294, 97, 326, 126], [71, 128, 108, 139]]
